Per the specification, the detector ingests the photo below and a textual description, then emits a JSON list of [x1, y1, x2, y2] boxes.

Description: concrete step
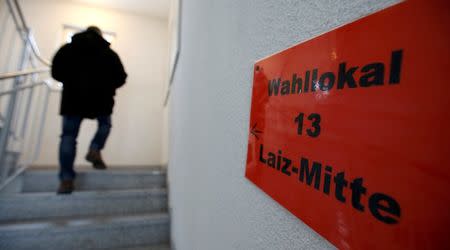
[[0, 189, 168, 223], [112, 245, 171, 250], [21, 168, 166, 193], [1, 151, 20, 177], [0, 213, 170, 250]]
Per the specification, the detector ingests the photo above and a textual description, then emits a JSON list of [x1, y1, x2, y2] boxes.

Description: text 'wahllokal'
[[268, 50, 403, 96]]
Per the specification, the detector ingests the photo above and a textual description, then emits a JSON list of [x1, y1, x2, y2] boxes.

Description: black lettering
[[267, 152, 276, 168], [311, 69, 319, 92], [334, 172, 348, 203], [281, 80, 290, 95], [389, 50, 403, 84], [281, 157, 292, 176], [369, 193, 401, 224], [319, 72, 335, 91], [268, 78, 281, 96], [337, 63, 358, 89], [350, 178, 367, 211], [294, 113, 304, 135], [304, 70, 310, 93], [306, 113, 321, 138], [268, 50, 402, 96], [291, 74, 302, 94], [323, 166, 332, 195], [259, 144, 266, 163], [276, 150, 282, 170], [359, 63, 384, 87], [299, 157, 321, 190], [291, 156, 401, 225]]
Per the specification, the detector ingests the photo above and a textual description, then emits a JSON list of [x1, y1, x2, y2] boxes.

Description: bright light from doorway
[[63, 26, 116, 44]]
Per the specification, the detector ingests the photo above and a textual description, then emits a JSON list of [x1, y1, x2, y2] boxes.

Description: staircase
[[0, 167, 170, 250]]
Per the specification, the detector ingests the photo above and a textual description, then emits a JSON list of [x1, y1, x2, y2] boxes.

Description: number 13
[[294, 113, 321, 138]]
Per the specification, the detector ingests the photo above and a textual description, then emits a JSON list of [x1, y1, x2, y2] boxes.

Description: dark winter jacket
[[51, 30, 127, 118]]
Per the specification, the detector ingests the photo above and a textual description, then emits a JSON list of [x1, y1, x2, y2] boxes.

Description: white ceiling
[[69, 0, 170, 19]]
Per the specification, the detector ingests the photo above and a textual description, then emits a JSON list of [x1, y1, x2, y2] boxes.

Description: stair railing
[[0, 0, 61, 189]]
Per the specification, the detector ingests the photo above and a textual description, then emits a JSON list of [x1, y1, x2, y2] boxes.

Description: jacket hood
[[70, 30, 110, 50]]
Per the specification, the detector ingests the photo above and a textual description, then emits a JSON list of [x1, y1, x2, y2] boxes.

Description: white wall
[[168, 0, 400, 249], [19, 0, 169, 167]]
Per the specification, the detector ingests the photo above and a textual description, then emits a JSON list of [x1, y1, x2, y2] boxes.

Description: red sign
[[245, 1, 450, 249]]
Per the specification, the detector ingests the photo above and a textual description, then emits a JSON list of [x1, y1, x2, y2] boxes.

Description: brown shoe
[[57, 180, 74, 194], [86, 150, 107, 170]]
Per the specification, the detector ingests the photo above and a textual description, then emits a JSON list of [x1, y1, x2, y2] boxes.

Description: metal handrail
[[11, 0, 28, 31], [163, 0, 182, 107], [0, 0, 57, 187], [0, 81, 45, 97], [0, 0, 51, 81], [0, 0, 54, 87], [0, 68, 49, 81], [11, 0, 52, 65], [4, 0, 52, 68], [27, 33, 51, 66]]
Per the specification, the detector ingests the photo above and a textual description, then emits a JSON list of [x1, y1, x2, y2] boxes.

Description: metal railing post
[[0, 30, 30, 181], [33, 87, 50, 162]]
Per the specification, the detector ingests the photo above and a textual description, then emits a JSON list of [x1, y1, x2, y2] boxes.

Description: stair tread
[[0, 188, 168, 223], [26, 168, 166, 174], [21, 168, 167, 193], [0, 188, 167, 199], [0, 213, 169, 232], [111, 245, 171, 250], [0, 213, 170, 250]]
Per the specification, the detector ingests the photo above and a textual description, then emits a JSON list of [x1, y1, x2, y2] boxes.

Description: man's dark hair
[[87, 26, 102, 36]]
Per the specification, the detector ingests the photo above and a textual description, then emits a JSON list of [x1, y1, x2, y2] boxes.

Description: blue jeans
[[59, 115, 111, 181]]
